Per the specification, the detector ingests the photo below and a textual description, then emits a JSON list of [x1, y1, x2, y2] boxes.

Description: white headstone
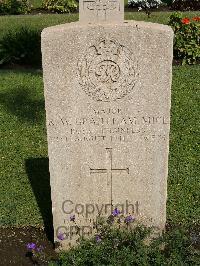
[[42, 0, 173, 249], [79, 0, 124, 23]]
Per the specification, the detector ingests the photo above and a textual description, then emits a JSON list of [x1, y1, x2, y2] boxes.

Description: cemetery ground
[[0, 12, 199, 265], [1, 65, 199, 265], [1, 11, 200, 37]]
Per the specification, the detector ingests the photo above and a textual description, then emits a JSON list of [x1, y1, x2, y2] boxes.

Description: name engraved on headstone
[[48, 112, 169, 143]]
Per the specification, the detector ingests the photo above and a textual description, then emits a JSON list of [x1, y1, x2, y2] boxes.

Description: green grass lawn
[[0, 11, 200, 39], [168, 66, 200, 228], [0, 66, 199, 228], [0, 70, 48, 226]]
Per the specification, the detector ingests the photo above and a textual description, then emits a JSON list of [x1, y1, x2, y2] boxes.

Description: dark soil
[[0, 226, 58, 266]]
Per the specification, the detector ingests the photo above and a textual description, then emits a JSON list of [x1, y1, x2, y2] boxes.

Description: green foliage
[[0, 26, 41, 67], [171, 0, 200, 11], [42, 0, 77, 13], [54, 223, 199, 266], [58, 226, 148, 265], [29, 0, 43, 9], [0, 0, 30, 14], [161, 0, 173, 5], [169, 13, 200, 65]]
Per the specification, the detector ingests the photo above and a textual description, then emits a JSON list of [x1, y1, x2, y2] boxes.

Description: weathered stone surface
[[42, 21, 173, 249], [79, 0, 124, 23]]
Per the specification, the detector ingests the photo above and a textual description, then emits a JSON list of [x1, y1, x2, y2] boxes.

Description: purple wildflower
[[124, 215, 135, 224], [95, 235, 101, 243], [57, 232, 65, 241], [36, 245, 44, 252], [70, 214, 75, 222], [26, 243, 37, 250], [112, 208, 120, 217]]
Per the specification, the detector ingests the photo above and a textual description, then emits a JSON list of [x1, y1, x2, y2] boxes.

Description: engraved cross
[[90, 148, 129, 205]]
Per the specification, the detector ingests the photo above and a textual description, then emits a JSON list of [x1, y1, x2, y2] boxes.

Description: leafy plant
[[0, 0, 30, 14], [51, 212, 200, 265], [171, 0, 200, 11], [161, 0, 173, 5], [53, 217, 199, 266], [42, 0, 77, 13], [0, 26, 41, 67], [169, 13, 200, 65]]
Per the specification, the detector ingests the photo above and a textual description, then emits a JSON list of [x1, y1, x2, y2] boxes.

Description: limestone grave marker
[[79, 0, 124, 23], [42, 0, 173, 249]]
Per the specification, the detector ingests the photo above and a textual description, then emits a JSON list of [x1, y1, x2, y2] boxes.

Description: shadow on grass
[[25, 157, 54, 243], [0, 84, 45, 123]]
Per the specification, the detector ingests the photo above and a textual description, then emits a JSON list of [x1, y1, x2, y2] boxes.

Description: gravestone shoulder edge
[[41, 20, 174, 39]]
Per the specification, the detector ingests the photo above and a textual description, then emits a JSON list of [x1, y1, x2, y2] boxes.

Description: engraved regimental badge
[[78, 38, 138, 102]]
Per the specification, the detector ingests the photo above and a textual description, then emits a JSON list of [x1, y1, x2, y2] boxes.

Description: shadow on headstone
[[25, 157, 54, 243]]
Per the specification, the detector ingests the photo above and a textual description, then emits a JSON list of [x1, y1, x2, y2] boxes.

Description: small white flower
[[128, 0, 162, 9]]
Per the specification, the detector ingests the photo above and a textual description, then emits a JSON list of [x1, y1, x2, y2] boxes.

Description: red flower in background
[[181, 18, 190, 25], [192, 17, 200, 22]]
